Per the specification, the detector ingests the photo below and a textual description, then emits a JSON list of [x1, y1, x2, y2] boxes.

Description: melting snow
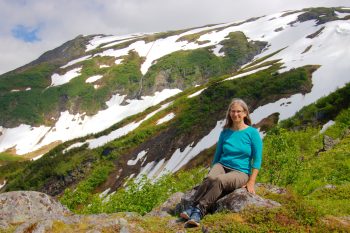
[[156, 113, 175, 125], [115, 59, 123, 65], [151, 120, 225, 179], [212, 44, 225, 56], [99, 64, 110, 68], [50, 67, 82, 87], [335, 11, 350, 19], [86, 75, 103, 83], [188, 88, 207, 98], [86, 34, 143, 51], [224, 65, 271, 81], [0, 89, 180, 155], [0, 180, 6, 190], [320, 120, 335, 134], [31, 154, 44, 161], [61, 55, 92, 69], [127, 150, 148, 166]]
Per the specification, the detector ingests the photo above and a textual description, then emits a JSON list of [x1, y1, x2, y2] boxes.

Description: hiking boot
[[187, 207, 202, 227], [180, 207, 193, 220]]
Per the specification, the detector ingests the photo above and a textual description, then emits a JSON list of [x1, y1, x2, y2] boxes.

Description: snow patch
[[335, 11, 350, 19], [224, 65, 271, 81], [61, 55, 92, 69], [152, 120, 225, 178], [0, 180, 6, 190], [320, 120, 335, 134], [87, 101, 172, 149], [212, 44, 225, 56], [7, 90, 178, 155], [127, 150, 148, 166], [50, 67, 82, 87], [99, 64, 110, 68], [156, 113, 175, 125], [86, 34, 142, 51], [86, 75, 103, 83], [63, 142, 86, 153], [188, 88, 207, 98], [31, 154, 44, 161], [115, 59, 123, 65]]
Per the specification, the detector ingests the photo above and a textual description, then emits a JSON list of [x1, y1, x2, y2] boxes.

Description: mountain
[[0, 6, 350, 232], [0, 6, 350, 202]]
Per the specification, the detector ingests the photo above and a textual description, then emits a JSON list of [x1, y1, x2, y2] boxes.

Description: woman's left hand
[[243, 180, 255, 194]]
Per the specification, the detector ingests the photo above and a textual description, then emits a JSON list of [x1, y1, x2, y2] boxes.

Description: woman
[[180, 98, 263, 226]]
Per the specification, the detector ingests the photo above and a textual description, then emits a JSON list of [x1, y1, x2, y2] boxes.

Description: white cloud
[[0, 0, 349, 74]]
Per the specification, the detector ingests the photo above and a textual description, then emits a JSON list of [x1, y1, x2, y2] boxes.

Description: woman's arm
[[243, 168, 259, 194], [211, 130, 225, 166]]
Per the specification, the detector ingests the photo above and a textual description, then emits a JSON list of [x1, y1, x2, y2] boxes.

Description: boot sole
[[187, 219, 200, 227], [180, 212, 190, 220]]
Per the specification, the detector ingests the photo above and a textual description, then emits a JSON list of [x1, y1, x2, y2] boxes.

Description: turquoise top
[[212, 126, 263, 175]]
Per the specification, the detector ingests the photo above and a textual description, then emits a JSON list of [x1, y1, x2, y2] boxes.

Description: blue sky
[[11, 24, 41, 42], [0, 0, 349, 74]]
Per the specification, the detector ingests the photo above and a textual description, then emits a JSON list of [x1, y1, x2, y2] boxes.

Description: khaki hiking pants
[[193, 163, 249, 215]]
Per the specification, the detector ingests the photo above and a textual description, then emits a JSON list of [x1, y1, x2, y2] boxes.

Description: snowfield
[[1, 8, 350, 168]]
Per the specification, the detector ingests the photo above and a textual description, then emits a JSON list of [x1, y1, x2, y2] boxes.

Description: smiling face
[[229, 103, 247, 125]]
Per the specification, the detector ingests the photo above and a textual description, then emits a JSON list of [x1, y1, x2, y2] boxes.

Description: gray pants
[[193, 163, 249, 215]]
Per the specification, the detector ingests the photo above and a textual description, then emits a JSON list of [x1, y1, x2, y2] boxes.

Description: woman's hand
[[243, 168, 259, 194], [243, 180, 255, 194]]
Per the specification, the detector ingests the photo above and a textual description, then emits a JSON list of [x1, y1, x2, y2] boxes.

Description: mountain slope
[[0, 7, 350, 199]]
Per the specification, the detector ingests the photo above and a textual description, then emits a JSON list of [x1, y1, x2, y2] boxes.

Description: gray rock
[[176, 184, 281, 214], [215, 188, 281, 213], [323, 135, 340, 151], [0, 191, 71, 225], [255, 183, 287, 194], [148, 192, 184, 217]]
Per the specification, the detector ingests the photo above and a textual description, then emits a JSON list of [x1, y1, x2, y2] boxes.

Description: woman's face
[[229, 103, 247, 124]]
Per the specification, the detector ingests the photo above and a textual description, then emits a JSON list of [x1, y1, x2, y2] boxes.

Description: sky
[[0, 0, 349, 75]]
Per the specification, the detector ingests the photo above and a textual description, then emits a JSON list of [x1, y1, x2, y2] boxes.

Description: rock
[[174, 188, 198, 215], [176, 184, 282, 214], [0, 191, 71, 225], [215, 188, 281, 213], [323, 135, 340, 151], [147, 192, 184, 217], [255, 183, 287, 194]]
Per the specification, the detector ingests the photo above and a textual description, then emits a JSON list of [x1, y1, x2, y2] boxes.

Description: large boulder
[[175, 183, 283, 215], [215, 188, 281, 212], [0, 191, 70, 227]]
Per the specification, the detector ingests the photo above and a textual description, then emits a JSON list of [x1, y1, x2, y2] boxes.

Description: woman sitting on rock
[[180, 98, 263, 227]]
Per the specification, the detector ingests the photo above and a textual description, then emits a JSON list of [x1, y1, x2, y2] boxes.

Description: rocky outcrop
[[0, 191, 70, 227], [0, 191, 142, 233], [215, 188, 281, 213], [148, 183, 284, 218]]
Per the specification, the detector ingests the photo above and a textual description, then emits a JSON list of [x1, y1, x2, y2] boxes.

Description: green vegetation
[[0, 51, 143, 126], [76, 168, 207, 215], [0, 152, 24, 164], [280, 81, 350, 129], [0, 63, 316, 197], [296, 7, 350, 25], [143, 31, 266, 93]]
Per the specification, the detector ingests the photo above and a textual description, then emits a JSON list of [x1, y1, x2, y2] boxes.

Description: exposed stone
[[0, 191, 70, 225], [323, 135, 340, 151], [177, 184, 282, 215], [148, 192, 184, 217], [215, 188, 281, 213], [256, 183, 287, 194]]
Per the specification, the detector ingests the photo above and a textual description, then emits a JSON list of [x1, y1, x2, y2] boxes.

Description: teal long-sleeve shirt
[[212, 126, 263, 175]]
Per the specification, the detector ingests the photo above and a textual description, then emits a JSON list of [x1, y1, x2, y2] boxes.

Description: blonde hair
[[224, 98, 252, 128]]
